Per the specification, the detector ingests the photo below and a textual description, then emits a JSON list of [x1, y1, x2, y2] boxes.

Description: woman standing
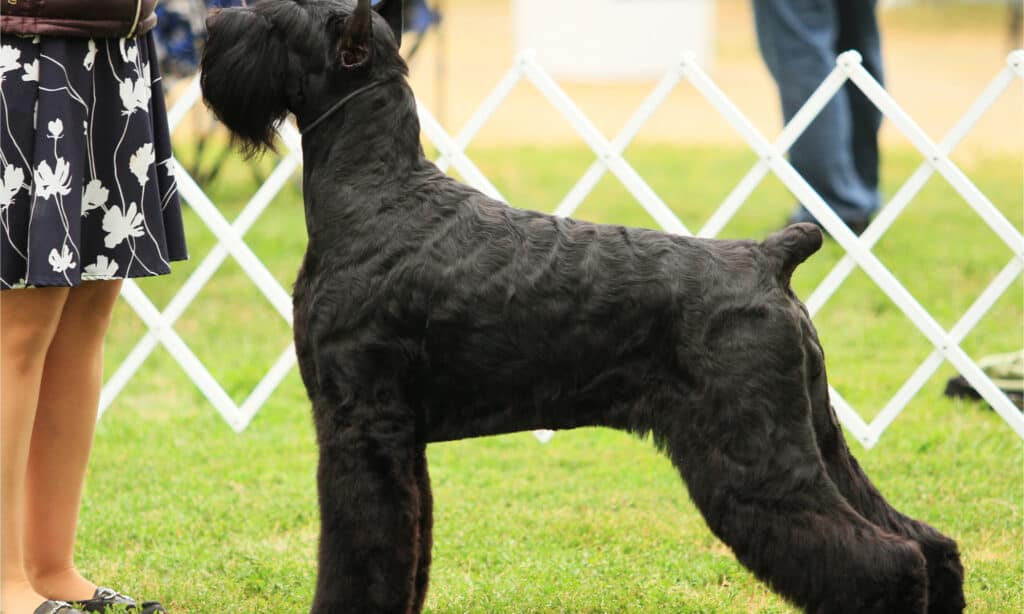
[[1, 1, 187, 612]]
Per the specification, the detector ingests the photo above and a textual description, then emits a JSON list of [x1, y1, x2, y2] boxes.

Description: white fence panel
[[100, 49, 1024, 448]]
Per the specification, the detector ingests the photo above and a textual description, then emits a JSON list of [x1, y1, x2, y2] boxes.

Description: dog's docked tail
[[761, 222, 823, 286]]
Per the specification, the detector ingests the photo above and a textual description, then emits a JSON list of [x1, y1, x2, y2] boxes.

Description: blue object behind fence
[[155, 0, 440, 78]]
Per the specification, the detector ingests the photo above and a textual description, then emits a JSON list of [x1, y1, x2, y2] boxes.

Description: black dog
[[201, 1, 965, 612]]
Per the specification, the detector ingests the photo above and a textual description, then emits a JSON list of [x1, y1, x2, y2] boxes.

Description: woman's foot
[[71, 586, 165, 613], [26, 567, 96, 603], [28, 569, 165, 613], [32, 601, 86, 614], [2, 578, 62, 614]]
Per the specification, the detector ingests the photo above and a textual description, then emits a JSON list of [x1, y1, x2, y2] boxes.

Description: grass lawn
[[82, 142, 1022, 613]]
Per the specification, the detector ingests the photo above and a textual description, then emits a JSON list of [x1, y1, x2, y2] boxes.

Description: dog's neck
[[300, 79, 391, 137], [299, 78, 434, 243]]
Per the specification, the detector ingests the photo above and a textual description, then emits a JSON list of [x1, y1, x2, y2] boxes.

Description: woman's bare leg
[[1, 286, 71, 613], [23, 279, 123, 601]]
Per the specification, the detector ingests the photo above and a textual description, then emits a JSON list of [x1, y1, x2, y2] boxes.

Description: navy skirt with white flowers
[[0, 33, 187, 289]]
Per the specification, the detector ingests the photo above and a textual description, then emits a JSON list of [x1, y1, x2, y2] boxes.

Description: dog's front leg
[[410, 448, 433, 614], [311, 401, 425, 614]]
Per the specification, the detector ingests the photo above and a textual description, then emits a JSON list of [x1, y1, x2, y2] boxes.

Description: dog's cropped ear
[[334, 0, 374, 69], [374, 0, 403, 48], [201, 8, 290, 156]]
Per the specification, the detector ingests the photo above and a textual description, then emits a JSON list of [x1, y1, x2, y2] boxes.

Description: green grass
[[83, 142, 1023, 613]]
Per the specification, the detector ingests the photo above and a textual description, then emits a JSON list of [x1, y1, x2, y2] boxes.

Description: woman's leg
[[23, 279, 123, 601], [1, 286, 71, 613]]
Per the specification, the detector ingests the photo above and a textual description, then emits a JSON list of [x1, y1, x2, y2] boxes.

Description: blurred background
[[162, 0, 1023, 156], [396, 0, 1022, 155]]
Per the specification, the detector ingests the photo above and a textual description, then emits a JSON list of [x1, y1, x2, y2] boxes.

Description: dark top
[[1, 0, 158, 38]]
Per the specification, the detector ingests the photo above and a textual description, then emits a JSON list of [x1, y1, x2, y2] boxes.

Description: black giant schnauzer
[[200, 1, 965, 612]]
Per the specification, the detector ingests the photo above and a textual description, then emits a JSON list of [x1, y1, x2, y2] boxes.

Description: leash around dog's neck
[[300, 79, 390, 136]]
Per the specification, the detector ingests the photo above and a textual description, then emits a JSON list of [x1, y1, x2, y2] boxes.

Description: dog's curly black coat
[[201, 1, 965, 612]]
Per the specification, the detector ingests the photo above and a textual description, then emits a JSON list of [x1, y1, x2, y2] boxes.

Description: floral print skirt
[[0, 33, 188, 289]]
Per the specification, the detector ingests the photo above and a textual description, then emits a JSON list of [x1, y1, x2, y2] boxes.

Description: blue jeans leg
[[754, 0, 881, 226], [837, 0, 884, 195]]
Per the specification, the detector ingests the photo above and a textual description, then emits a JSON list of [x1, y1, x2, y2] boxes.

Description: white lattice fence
[[99, 49, 1024, 449]]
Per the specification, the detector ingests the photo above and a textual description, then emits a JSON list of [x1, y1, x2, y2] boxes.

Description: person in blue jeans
[[754, 0, 884, 235]]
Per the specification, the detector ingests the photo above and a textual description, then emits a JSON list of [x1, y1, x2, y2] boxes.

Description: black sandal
[[71, 587, 165, 613], [33, 601, 86, 614]]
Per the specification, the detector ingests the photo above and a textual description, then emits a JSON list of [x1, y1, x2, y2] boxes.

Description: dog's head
[[201, 0, 406, 156]]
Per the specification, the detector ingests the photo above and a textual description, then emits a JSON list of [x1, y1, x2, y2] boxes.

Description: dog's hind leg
[[660, 307, 928, 613], [668, 410, 927, 612], [410, 447, 433, 614], [310, 401, 425, 614], [800, 321, 965, 614]]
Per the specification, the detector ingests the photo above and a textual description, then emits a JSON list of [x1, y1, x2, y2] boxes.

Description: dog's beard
[[201, 7, 293, 156]]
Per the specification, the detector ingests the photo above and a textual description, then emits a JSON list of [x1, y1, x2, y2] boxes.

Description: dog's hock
[[762, 222, 823, 285]]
